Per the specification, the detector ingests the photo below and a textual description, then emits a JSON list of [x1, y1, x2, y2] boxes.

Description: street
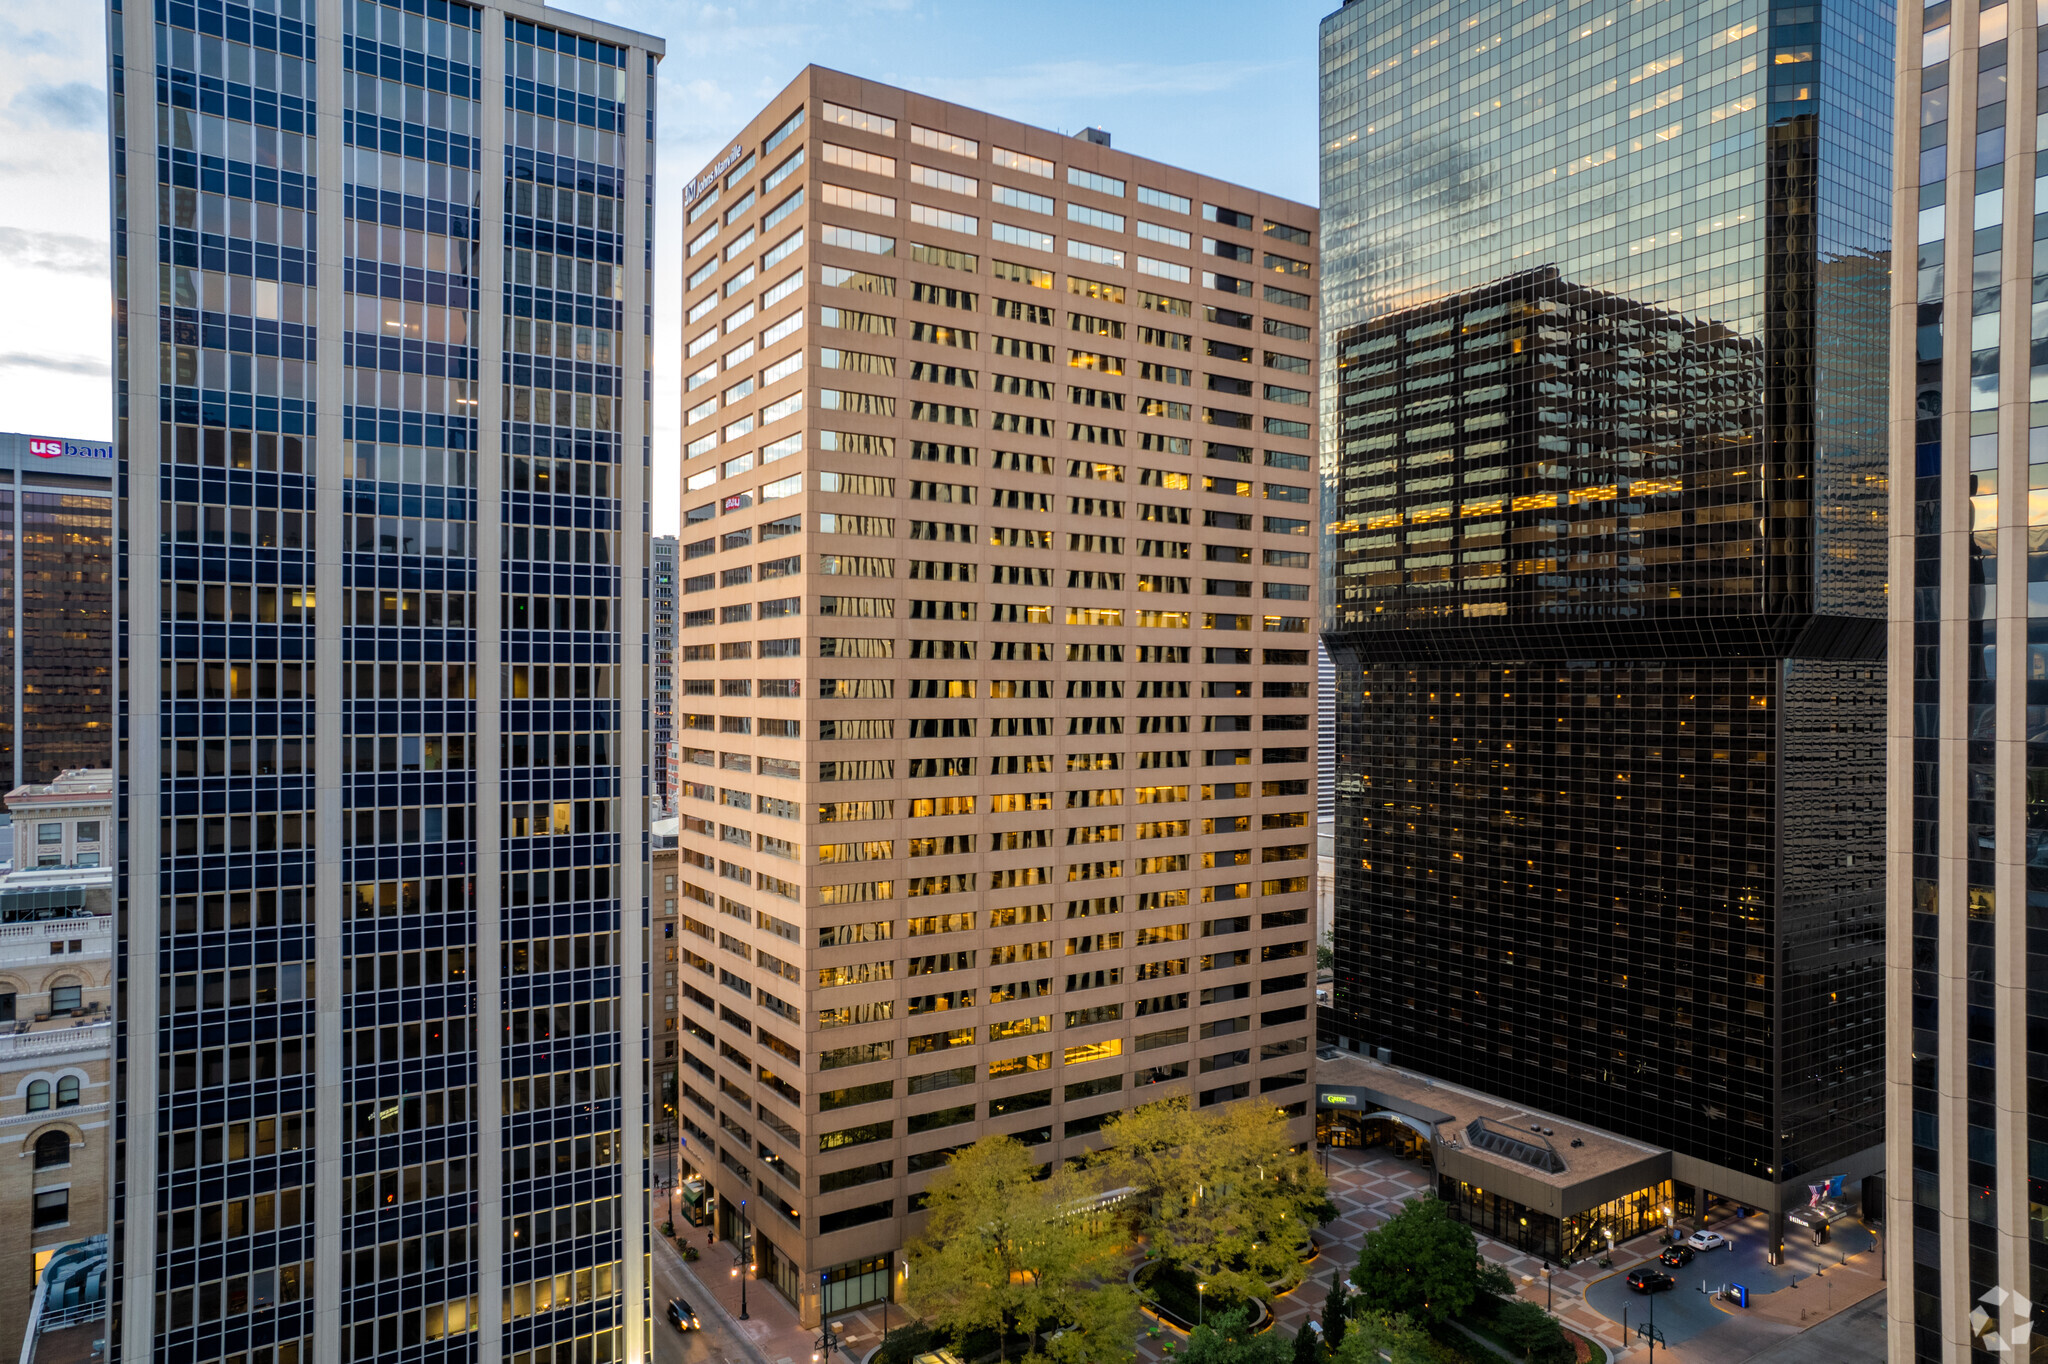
[[652, 1220, 761, 1364]]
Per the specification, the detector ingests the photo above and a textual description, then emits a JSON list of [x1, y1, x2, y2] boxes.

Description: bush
[[1141, 1262, 1257, 1331], [1491, 1300, 1571, 1364], [874, 1322, 936, 1364]]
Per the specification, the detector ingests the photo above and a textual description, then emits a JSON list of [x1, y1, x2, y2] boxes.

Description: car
[[667, 1298, 700, 1332], [1659, 1244, 1695, 1268], [1626, 1268, 1676, 1294], [1686, 1230, 1728, 1252]]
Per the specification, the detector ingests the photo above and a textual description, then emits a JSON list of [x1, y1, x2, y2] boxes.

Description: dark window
[[32, 1189, 67, 1228], [33, 1132, 68, 1169]]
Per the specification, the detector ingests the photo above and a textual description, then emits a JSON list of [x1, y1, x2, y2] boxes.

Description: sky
[[0, 0, 1328, 533]]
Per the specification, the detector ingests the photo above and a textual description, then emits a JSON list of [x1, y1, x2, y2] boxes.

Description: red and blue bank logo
[[26, 437, 114, 461]]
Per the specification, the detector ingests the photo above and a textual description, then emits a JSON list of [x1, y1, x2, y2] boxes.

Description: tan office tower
[[671, 68, 1320, 1329]]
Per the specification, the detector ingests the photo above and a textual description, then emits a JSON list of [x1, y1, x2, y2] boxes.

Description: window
[[1138, 186, 1191, 215], [74, 822, 98, 843], [50, 985, 80, 1014], [912, 125, 979, 158], [823, 101, 894, 136], [55, 1076, 78, 1108], [993, 148, 1054, 179], [0, 993, 14, 1023], [32, 1189, 66, 1229], [26, 1081, 49, 1112], [36, 824, 60, 845], [33, 1132, 68, 1170], [1068, 167, 1125, 197]]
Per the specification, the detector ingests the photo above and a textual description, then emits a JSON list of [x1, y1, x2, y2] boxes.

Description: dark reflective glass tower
[[105, 5, 662, 1364], [0, 433, 115, 789], [1319, 0, 1892, 1250]]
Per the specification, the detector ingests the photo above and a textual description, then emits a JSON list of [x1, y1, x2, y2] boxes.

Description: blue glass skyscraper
[[104, 4, 661, 1364]]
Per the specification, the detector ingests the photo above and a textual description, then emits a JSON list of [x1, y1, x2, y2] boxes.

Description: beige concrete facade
[[653, 842, 680, 1106], [1887, 2, 2038, 1359], [673, 68, 1320, 1327]]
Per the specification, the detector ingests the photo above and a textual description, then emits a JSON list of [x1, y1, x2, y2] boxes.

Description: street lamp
[[1542, 1260, 1552, 1313], [733, 1197, 752, 1320], [1197, 1281, 1206, 1330], [815, 1319, 848, 1362]]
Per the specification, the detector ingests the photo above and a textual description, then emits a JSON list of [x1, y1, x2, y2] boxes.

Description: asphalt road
[[653, 1221, 761, 1364], [1584, 1214, 1878, 1348]]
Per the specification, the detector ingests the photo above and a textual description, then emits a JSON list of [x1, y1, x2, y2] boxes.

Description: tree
[[1331, 1315, 1452, 1364], [1321, 1272, 1350, 1354], [1183, 1308, 1291, 1364], [1492, 1299, 1569, 1364], [904, 1135, 1139, 1364], [1349, 1196, 1484, 1327], [1093, 1096, 1329, 1303], [1291, 1319, 1324, 1364]]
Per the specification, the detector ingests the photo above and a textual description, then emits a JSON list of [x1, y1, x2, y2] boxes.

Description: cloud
[[0, 14, 66, 57], [0, 226, 106, 275], [0, 350, 108, 378], [7, 80, 103, 130]]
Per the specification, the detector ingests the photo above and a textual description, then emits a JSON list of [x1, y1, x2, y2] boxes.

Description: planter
[[1131, 1261, 1270, 1335]]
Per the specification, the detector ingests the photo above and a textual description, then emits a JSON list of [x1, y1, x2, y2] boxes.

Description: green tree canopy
[[1093, 1096, 1328, 1302], [903, 1135, 1139, 1364], [1182, 1308, 1291, 1364], [1348, 1197, 1484, 1327]]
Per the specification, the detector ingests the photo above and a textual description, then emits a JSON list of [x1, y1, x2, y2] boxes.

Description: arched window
[[54, 1076, 78, 1108], [26, 1081, 49, 1112], [33, 1131, 68, 1169]]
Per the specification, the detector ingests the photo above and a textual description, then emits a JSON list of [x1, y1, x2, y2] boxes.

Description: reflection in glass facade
[[1319, 0, 1891, 1242], [105, 5, 661, 1364]]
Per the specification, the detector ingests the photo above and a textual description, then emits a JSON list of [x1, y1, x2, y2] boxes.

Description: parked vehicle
[[1685, 1229, 1728, 1252]]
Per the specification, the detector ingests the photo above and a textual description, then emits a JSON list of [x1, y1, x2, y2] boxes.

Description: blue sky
[[0, 0, 1329, 531]]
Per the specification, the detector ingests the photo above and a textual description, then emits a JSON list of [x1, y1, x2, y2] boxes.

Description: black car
[[1659, 1244, 1695, 1268], [1626, 1268, 1675, 1294], [667, 1298, 700, 1331]]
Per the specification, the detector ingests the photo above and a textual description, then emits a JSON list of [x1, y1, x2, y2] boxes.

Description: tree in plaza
[[1348, 1196, 1486, 1327], [1290, 1319, 1326, 1364], [1093, 1095, 1329, 1304], [1183, 1308, 1292, 1364], [1321, 1272, 1351, 1354], [1492, 1298, 1571, 1364], [902, 1134, 1139, 1364]]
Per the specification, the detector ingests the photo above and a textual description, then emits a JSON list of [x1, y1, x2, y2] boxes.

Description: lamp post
[[733, 1197, 751, 1320], [1197, 1282, 1206, 1330], [815, 1318, 847, 1363], [1542, 1260, 1552, 1313]]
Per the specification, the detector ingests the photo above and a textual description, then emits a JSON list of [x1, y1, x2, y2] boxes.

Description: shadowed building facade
[[104, 5, 663, 1364]]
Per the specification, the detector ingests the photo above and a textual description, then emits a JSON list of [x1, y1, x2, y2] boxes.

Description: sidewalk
[[653, 1196, 908, 1364]]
